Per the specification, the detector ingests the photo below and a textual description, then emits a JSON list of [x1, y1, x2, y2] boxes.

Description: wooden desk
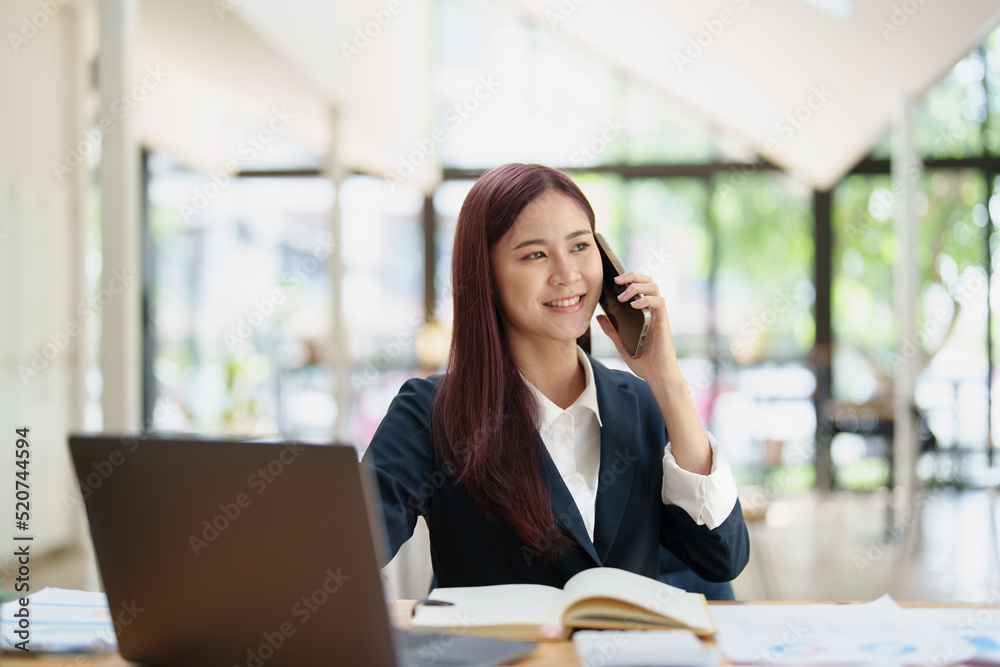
[[2, 601, 984, 667]]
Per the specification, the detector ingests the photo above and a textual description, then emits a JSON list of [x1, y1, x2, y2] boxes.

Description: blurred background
[[3, 0, 1000, 602]]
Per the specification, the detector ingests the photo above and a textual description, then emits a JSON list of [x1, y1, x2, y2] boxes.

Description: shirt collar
[[523, 345, 604, 433]]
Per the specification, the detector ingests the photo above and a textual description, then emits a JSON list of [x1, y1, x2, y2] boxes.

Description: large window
[[145, 154, 336, 438], [341, 176, 425, 445], [711, 172, 815, 485], [145, 158, 425, 447], [831, 178, 991, 487], [138, 4, 1000, 498]]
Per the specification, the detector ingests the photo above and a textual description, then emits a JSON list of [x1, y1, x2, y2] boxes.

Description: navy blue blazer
[[361, 353, 749, 589]]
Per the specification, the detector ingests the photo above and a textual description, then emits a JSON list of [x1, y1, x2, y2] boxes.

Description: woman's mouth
[[544, 295, 584, 309]]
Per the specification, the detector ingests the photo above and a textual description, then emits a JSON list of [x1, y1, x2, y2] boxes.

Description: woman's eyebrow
[[510, 229, 592, 251]]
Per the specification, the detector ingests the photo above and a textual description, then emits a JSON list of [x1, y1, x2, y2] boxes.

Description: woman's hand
[[595, 271, 682, 386], [596, 270, 713, 475]]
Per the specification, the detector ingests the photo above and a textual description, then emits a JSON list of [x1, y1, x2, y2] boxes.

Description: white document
[[903, 607, 1000, 665], [573, 629, 718, 667], [712, 594, 976, 664], [0, 587, 117, 653]]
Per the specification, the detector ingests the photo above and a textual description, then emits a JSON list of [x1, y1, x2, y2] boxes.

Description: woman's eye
[[572, 242, 590, 252], [522, 251, 545, 260]]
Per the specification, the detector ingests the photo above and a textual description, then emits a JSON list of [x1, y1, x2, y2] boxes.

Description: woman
[[361, 163, 748, 589]]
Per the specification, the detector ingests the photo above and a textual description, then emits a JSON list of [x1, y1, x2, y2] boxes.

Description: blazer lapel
[[539, 438, 602, 566], [590, 357, 639, 563]]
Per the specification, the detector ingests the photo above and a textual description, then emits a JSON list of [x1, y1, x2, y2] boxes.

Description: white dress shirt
[[523, 346, 738, 543]]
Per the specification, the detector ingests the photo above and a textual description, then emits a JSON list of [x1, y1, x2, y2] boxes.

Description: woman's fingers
[[631, 294, 665, 311], [615, 272, 660, 302], [614, 271, 652, 284], [615, 271, 653, 284]]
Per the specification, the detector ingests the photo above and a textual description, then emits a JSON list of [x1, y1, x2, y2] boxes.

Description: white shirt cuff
[[661, 431, 738, 530]]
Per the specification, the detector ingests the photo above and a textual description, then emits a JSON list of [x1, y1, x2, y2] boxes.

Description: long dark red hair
[[431, 163, 595, 560]]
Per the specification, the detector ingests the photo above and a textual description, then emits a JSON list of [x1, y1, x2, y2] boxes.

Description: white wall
[[0, 0, 94, 579], [0, 0, 438, 598]]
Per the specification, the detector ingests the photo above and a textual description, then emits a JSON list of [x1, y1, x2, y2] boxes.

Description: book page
[[410, 583, 564, 636], [561, 567, 715, 634]]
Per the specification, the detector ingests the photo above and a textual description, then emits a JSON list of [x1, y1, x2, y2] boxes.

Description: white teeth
[[547, 296, 582, 307]]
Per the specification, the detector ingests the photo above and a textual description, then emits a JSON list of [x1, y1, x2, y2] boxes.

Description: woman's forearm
[[647, 370, 713, 475]]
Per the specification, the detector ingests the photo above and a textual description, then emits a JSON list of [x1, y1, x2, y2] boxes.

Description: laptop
[[68, 434, 536, 667]]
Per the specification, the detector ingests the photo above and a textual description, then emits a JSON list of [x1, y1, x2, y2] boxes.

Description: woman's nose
[[550, 255, 581, 285]]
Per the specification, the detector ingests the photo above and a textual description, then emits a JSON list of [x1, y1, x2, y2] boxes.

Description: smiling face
[[490, 190, 603, 358]]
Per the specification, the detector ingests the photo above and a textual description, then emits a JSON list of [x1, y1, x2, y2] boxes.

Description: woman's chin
[[566, 322, 593, 341]]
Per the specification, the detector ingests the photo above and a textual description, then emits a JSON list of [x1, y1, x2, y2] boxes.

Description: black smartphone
[[595, 232, 651, 358]]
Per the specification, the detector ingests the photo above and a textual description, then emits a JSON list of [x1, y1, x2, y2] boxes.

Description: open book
[[409, 566, 717, 641]]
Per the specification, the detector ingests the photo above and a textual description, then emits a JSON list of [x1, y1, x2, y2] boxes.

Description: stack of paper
[[0, 587, 117, 653], [712, 595, 977, 664], [903, 606, 1000, 666]]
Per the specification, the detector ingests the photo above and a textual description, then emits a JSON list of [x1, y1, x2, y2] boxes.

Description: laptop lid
[[69, 435, 399, 667]]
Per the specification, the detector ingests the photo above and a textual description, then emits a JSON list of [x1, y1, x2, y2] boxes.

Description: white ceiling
[[134, 0, 332, 176], [137, 0, 1000, 192], [498, 0, 1000, 189]]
